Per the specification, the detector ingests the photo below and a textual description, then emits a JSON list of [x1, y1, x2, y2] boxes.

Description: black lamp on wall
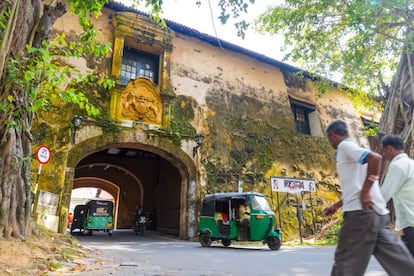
[[193, 134, 204, 157], [72, 115, 83, 144]]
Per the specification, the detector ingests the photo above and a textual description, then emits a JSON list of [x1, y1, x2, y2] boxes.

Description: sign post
[[271, 177, 316, 193], [270, 176, 317, 244], [237, 180, 243, 193], [34, 145, 51, 196]]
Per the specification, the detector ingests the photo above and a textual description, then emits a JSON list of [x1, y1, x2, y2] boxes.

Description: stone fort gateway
[[32, 1, 380, 241]]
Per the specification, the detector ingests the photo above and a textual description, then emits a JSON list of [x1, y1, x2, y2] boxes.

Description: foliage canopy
[[256, 0, 412, 104]]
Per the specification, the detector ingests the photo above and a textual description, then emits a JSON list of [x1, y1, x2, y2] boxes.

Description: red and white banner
[[271, 177, 316, 193]]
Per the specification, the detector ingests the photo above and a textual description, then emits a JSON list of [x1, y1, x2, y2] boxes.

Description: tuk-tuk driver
[[239, 200, 251, 224]]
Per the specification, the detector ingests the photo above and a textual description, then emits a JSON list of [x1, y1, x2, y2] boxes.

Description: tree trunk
[[379, 28, 414, 155], [0, 0, 66, 239], [377, 29, 414, 225]]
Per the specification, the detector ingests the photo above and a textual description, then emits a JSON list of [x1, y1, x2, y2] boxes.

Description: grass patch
[[49, 260, 63, 270], [282, 239, 336, 246], [59, 247, 77, 262]]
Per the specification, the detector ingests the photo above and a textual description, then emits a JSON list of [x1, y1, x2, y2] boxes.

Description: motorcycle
[[133, 209, 146, 235]]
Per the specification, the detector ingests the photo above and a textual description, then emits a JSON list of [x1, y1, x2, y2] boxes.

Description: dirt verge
[[0, 226, 109, 276]]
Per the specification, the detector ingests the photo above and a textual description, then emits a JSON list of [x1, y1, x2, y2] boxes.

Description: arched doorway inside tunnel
[[69, 186, 116, 228], [70, 187, 115, 213], [71, 146, 183, 235]]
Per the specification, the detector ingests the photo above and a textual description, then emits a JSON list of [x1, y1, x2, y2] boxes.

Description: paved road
[[61, 229, 387, 276]]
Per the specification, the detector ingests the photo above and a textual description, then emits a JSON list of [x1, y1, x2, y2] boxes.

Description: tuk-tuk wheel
[[267, 236, 281, 250], [199, 233, 212, 247], [221, 238, 231, 247]]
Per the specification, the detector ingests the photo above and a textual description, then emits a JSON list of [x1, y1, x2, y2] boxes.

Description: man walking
[[322, 120, 414, 275], [381, 134, 414, 256]]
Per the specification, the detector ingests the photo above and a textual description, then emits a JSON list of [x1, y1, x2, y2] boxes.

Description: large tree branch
[[0, 0, 19, 76], [375, 29, 406, 43], [405, 29, 414, 155], [377, 71, 390, 100], [32, 2, 67, 48]]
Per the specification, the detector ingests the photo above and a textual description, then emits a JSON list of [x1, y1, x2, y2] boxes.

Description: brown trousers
[[331, 210, 414, 276]]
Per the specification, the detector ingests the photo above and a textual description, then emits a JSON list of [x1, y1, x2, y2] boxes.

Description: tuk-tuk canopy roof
[[200, 192, 268, 217], [202, 192, 265, 203], [86, 199, 114, 211]]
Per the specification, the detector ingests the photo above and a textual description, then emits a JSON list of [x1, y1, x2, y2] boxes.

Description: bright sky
[[121, 0, 289, 63]]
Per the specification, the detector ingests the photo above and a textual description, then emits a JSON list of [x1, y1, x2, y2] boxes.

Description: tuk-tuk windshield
[[251, 195, 272, 211]]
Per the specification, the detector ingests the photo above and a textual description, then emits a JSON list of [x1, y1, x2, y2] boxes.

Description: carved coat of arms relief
[[119, 78, 162, 125]]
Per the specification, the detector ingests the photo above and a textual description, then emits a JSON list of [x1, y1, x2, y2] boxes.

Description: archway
[[71, 178, 119, 228], [62, 132, 198, 238]]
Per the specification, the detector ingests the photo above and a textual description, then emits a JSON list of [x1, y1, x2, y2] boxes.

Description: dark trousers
[[239, 219, 250, 240], [331, 210, 414, 276], [402, 227, 414, 257]]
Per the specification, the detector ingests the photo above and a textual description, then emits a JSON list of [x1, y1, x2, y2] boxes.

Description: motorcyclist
[[133, 204, 146, 235], [134, 204, 144, 220]]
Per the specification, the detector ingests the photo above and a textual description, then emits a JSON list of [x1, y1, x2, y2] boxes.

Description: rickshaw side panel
[[227, 220, 238, 239], [198, 217, 219, 237], [249, 212, 275, 241], [198, 217, 239, 239]]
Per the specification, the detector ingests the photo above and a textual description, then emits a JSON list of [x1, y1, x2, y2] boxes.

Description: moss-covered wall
[[31, 7, 380, 239], [169, 32, 379, 240], [200, 88, 339, 240]]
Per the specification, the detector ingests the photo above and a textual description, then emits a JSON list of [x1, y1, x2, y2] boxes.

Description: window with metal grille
[[289, 97, 316, 135], [120, 48, 159, 85]]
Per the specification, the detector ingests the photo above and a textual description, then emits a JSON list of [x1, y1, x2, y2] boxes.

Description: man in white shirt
[[322, 120, 414, 275], [381, 134, 414, 256]]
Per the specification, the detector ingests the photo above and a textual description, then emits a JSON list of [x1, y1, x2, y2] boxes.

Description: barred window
[[289, 97, 317, 135], [120, 48, 159, 85]]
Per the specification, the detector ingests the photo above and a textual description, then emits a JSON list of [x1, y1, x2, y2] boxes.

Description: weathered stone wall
[[32, 6, 380, 240], [169, 32, 378, 239]]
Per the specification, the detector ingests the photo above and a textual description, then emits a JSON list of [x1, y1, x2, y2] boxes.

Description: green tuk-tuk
[[198, 192, 281, 250], [70, 199, 114, 236]]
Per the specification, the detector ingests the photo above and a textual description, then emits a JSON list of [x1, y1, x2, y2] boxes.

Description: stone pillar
[[58, 166, 75, 233], [187, 179, 197, 238], [111, 34, 124, 81]]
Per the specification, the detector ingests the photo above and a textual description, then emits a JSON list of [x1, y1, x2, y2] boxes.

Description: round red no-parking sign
[[36, 145, 51, 164]]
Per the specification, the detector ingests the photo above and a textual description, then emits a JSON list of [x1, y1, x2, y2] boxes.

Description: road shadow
[[204, 243, 276, 251]]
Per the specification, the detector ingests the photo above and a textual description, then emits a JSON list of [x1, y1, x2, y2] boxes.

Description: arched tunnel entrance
[[71, 146, 184, 236]]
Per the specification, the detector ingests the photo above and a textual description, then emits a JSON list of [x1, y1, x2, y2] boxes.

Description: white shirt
[[336, 139, 388, 215], [381, 153, 414, 230]]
